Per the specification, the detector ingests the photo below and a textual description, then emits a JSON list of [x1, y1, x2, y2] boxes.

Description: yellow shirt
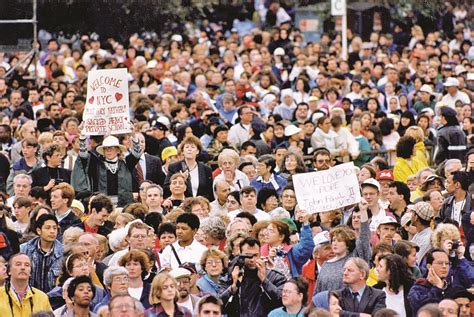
[[366, 268, 378, 287], [414, 142, 429, 166], [0, 285, 52, 317], [394, 157, 428, 184]]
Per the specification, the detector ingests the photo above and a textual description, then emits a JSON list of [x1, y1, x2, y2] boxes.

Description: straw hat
[[96, 136, 127, 156]]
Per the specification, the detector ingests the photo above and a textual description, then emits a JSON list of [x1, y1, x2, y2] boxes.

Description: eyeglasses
[[315, 159, 331, 163], [206, 260, 222, 266], [177, 279, 190, 285], [433, 261, 450, 266], [73, 262, 88, 269], [282, 289, 299, 295], [110, 303, 135, 312]]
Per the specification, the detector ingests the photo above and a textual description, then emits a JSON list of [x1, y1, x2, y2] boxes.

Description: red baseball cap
[[376, 169, 394, 181]]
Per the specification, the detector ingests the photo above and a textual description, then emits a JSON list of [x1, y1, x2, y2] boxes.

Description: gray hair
[[201, 216, 226, 241], [103, 266, 129, 288], [444, 159, 462, 176], [347, 257, 370, 280], [225, 218, 250, 238], [13, 173, 33, 185], [218, 149, 240, 168], [416, 167, 435, 181], [145, 184, 163, 197]]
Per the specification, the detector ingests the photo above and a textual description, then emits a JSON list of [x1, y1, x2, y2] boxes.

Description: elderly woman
[[269, 276, 308, 317], [315, 199, 371, 293], [431, 224, 474, 289], [72, 131, 142, 207], [196, 248, 229, 295], [214, 148, 249, 191], [48, 252, 106, 310], [118, 249, 152, 309], [93, 266, 130, 312], [260, 213, 314, 278], [393, 136, 428, 183], [145, 272, 192, 316], [163, 135, 214, 201]]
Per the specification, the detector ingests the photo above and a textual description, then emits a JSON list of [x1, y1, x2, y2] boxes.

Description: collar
[[37, 238, 54, 256], [256, 174, 280, 190], [352, 285, 366, 299], [55, 209, 71, 223]]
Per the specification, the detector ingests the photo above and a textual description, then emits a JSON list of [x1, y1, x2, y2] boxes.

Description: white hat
[[147, 60, 158, 69], [171, 34, 183, 42], [455, 65, 467, 76], [269, 207, 291, 219], [376, 216, 400, 229], [96, 136, 128, 156], [280, 88, 293, 99], [170, 267, 191, 279], [274, 47, 285, 56], [156, 116, 171, 128], [384, 63, 396, 70], [361, 178, 381, 191], [419, 84, 433, 95], [401, 212, 413, 227], [467, 72, 474, 81], [284, 125, 302, 137], [313, 231, 330, 246], [443, 77, 460, 87], [362, 42, 372, 50]]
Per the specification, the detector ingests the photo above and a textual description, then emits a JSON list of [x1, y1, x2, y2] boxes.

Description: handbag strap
[[170, 244, 182, 266]]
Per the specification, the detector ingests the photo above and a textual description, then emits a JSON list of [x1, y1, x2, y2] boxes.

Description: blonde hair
[[63, 227, 85, 247], [405, 126, 424, 143], [431, 223, 460, 249], [38, 131, 53, 146], [200, 247, 228, 271], [149, 272, 179, 305], [217, 148, 240, 168]]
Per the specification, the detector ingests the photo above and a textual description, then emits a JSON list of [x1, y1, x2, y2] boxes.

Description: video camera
[[234, 253, 255, 269]]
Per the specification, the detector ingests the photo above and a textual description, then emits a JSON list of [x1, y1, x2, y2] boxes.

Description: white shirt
[[213, 170, 249, 192], [384, 287, 406, 317], [178, 297, 194, 313], [228, 208, 270, 222], [452, 199, 464, 225], [228, 122, 251, 148], [440, 91, 471, 109], [128, 286, 143, 301], [108, 248, 129, 267], [161, 239, 208, 271], [189, 165, 199, 197]]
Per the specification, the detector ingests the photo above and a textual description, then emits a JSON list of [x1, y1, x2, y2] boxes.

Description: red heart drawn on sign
[[88, 96, 94, 104], [115, 93, 123, 102]]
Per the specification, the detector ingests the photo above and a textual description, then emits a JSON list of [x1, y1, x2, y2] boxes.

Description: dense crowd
[[0, 1, 473, 317]]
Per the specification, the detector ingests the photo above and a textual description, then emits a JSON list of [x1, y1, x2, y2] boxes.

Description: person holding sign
[[72, 122, 143, 207], [314, 198, 371, 294]]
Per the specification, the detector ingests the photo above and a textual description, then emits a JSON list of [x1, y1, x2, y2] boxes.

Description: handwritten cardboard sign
[[293, 162, 361, 213], [83, 68, 131, 135]]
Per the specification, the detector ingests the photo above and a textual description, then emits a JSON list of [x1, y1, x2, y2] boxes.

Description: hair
[[51, 183, 75, 207], [145, 184, 163, 197], [379, 254, 415, 294], [118, 249, 150, 272], [329, 225, 357, 253], [240, 186, 257, 197], [417, 304, 443, 317], [200, 216, 227, 241], [286, 276, 309, 305], [258, 154, 276, 173], [280, 152, 306, 174], [13, 196, 32, 209], [157, 222, 176, 238], [149, 272, 178, 305], [396, 136, 416, 159], [268, 219, 291, 245], [90, 194, 114, 214], [127, 221, 150, 237], [373, 308, 400, 317], [196, 294, 223, 314], [13, 173, 33, 186], [109, 294, 138, 312], [347, 257, 370, 280], [179, 135, 203, 152], [35, 213, 58, 231], [217, 148, 240, 168], [404, 126, 424, 143], [67, 275, 96, 301], [123, 203, 149, 221], [104, 266, 129, 288], [200, 247, 228, 271], [371, 242, 394, 263], [257, 188, 278, 211], [42, 143, 62, 162], [239, 236, 261, 252], [452, 171, 470, 191], [425, 248, 448, 266], [388, 181, 411, 205], [360, 163, 376, 178], [251, 220, 270, 240], [431, 223, 460, 249], [225, 218, 250, 237], [379, 118, 394, 136], [176, 212, 200, 230]]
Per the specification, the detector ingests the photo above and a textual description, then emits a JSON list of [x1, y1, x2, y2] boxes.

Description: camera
[[452, 240, 460, 250], [234, 253, 254, 269], [55, 178, 64, 185], [275, 248, 288, 257]]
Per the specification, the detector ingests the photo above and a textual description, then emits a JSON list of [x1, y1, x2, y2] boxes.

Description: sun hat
[[96, 136, 127, 156]]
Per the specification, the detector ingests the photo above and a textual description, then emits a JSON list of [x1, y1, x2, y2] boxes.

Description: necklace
[[104, 160, 118, 174]]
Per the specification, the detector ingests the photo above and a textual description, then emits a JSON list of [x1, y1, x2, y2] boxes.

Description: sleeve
[[434, 132, 448, 165], [5, 169, 15, 196], [354, 221, 371, 262], [408, 284, 443, 315], [289, 66, 302, 82], [371, 291, 387, 315], [261, 271, 285, 303], [160, 245, 172, 269], [227, 126, 240, 147], [288, 224, 315, 274], [78, 136, 90, 159], [129, 136, 143, 159]]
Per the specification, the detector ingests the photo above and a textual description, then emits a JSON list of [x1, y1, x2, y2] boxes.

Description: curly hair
[[431, 223, 460, 249], [379, 253, 415, 294], [200, 247, 228, 272], [329, 225, 357, 253]]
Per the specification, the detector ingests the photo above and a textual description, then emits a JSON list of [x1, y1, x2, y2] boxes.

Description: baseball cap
[[442, 64, 453, 71], [284, 124, 302, 137], [362, 42, 372, 50], [376, 169, 394, 181], [376, 216, 400, 228], [412, 201, 434, 221], [455, 65, 467, 76], [308, 96, 319, 102], [162, 146, 178, 161], [170, 267, 191, 279], [171, 34, 183, 42], [443, 77, 460, 87], [401, 212, 413, 227], [313, 231, 330, 246], [274, 47, 285, 56], [361, 178, 381, 191], [419, 84, 433, 95], [384, 63, 396, 70]]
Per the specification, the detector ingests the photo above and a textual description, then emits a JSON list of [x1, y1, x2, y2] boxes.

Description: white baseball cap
[[284, 125, 302, 137], [443, 77, 460, 87], [361, 178, 381, 191], [419, 84, 433, 95], [376, 216, 400, 229], [467, 72, 474, 81], [313, 231, 331, 246], [274, 47, 285, 56]]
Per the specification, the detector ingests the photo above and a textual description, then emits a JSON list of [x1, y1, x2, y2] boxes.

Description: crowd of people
[[0, 0, 473, 316]]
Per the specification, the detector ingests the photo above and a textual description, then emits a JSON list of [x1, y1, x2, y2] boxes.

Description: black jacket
[[31, 166, 71, 188], [163, 160, 214, 201], [435, 125, 467, 164], [132, 153, 167, 191], [336, 286, 386, 317], [435, 192, 471, 226], [220, 268, 286, 317], [144, 134, 172, 159]]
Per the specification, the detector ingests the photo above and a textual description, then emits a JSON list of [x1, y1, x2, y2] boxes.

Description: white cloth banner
[[83, 68, 131, 135], [293, 162, 361, 213]]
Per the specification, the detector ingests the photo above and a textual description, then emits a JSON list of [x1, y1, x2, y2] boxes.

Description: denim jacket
[[20, 237, 64, 293]]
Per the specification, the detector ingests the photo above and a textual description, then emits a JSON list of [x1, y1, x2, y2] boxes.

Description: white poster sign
[[83, 68, 131, 135], [293, 162, 361, 213], [331, 0, 346, 16]]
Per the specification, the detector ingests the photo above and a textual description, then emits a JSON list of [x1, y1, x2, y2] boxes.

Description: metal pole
[[33, 0, 38, 83], [342, 4, 347, 61]]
